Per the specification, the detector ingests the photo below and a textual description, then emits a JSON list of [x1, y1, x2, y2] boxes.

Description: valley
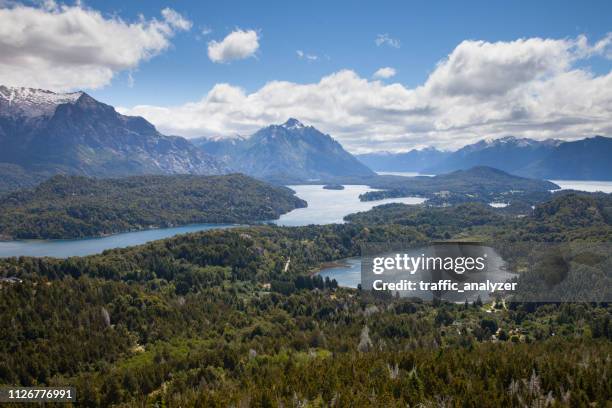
[[0, 85, 610, 406]]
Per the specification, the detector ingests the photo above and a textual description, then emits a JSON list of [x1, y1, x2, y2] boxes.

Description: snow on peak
[[0, 85, 82, 118], [281, 118, 306, 130]]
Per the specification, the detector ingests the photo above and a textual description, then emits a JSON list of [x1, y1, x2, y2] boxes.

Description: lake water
[[273, 185, 426, 226], [0, 224, 236, 258], [318, 258, 362, 288], [318, 246, 517, 302], [0, 184, 426, 258], [489, 202, 509, 208], [550, 180, 612, 193]]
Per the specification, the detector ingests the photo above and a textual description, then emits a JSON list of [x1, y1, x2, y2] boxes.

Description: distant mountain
[[0, 85, 227, 193], [356, 147, 450, 172], [518, 136, 612, 181], [424, 136, 561, 174], [196, 118, 375, 182]]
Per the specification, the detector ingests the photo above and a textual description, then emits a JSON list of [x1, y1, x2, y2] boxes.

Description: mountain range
[[194, 118, 375, 182], [1, 85, 610, 195], [0, 86, 226, 192], [0, 86, 375, 193], [356, 147, 449, 173], [358, 135, 612, 181]]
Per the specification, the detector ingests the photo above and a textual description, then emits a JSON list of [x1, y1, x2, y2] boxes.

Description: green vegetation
[[322, 184, 344, 190], [0, 174, 306, 239], [359, 166, 558, 205], [0, 192, 610, 406]]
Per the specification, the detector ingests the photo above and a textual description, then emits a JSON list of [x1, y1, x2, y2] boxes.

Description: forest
[[0, 174, 306, 240], [0, 192, 610, 406]]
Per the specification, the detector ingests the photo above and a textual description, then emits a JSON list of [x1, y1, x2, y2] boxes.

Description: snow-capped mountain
[[0, 85, 227, 193], [424, 136, 562, 174], [195, 118, 375, 181], [0, 86, 82, 118]]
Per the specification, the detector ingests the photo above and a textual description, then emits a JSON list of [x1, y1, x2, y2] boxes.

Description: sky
[[1, 0, 611, 152]]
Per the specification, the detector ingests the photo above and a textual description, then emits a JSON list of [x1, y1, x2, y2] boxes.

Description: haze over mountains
[[358, 135, 612, 181]]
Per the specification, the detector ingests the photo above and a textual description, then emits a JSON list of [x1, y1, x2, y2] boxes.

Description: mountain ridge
[[358, 134, 611, 181], [196, 118, 376, 182], [0, 85, 227, 193]]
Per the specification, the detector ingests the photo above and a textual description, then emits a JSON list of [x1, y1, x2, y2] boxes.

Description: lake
[[318, 246, 517, 302], [550, 180, 612, 193], [0, 224, 235, 258], [274, 185, 425, 226], [0, 184, 425, 258]]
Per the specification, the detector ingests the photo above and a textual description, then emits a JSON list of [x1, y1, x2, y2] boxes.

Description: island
[[323, 184, 345, 190]]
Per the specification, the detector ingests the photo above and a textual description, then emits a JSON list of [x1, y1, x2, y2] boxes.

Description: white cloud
[[161, 8, 192, 31], [373, 67, 396, 79], [296, 50, 318, 61], [375, 34, 400, 48], [0, 3, 191, 91], [121, 34, 612, 153], [207, 29, 259, 63]]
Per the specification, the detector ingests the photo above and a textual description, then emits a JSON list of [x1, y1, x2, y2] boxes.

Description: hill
[[360, 166, 558, 202], [196, 118, 375, 182], [0, 194, 610, 405], [0, 174, 305, 239]]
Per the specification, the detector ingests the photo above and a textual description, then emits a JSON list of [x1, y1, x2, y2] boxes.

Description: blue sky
[[1, 0, 612, 151], [83, 0, 612, 107]]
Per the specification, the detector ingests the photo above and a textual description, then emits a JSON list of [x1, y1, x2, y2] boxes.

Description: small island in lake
[[323, 184, 345, 190]]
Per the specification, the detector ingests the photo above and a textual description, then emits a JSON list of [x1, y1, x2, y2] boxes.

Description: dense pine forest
[[0, 174, 306, 239], [0, 191, 610, 406]]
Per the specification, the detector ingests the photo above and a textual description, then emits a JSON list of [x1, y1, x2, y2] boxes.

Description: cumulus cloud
[[375, 34, 400, 48], [296, 50, 318, 61], [373, 67, 396, 79], [0, 2, 191, 91], [207, 29, 259, 63], [121, 34, 612, 152]]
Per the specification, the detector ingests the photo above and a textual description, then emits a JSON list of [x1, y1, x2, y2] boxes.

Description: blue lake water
[[0, 184, 425, 258], [0, 224, 235, 258], [317, 247, 517, 302], [274, 185, 425, 226], [318, 258, 362, 288]]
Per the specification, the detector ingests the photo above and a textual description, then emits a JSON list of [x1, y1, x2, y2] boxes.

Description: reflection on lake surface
[[550, 180, 612, 193], [0, 184, 426, 258], [274, 185, 426, 226]]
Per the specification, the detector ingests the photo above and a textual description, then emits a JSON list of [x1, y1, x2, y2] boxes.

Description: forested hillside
[[0, 193, 610, 406], [0, 174, 306, 239]]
